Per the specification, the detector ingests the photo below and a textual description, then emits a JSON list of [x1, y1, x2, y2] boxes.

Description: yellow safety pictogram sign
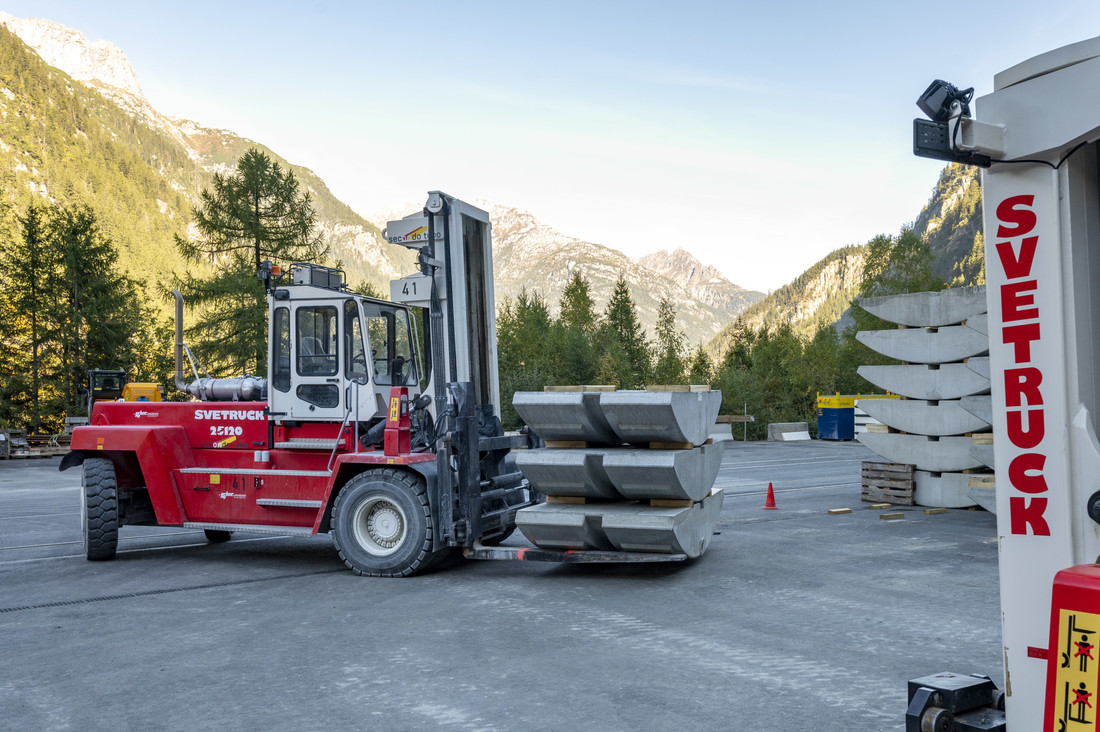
[[1052, 608, 1100, 729]]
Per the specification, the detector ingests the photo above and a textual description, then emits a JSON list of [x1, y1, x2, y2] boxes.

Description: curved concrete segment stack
[[515, 493, 723, 556], [913, 472, 979, 509], [859, 286, 987, 327], [857, 399, 990, 437], [855, 326, 989, 364], [857, 364, 990, 400], [512, 391, 618, 444], [516, 443, 723, 502], [513, 389, 722, 447], [512, 388, 724, 558], [599, 390, 721, 445], [856, 433, 983, 472], [855, 286, 993, 508]]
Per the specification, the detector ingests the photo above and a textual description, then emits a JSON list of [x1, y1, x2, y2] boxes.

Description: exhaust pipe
[[171, 288, 268, 402], [172, 289, 188, 393]]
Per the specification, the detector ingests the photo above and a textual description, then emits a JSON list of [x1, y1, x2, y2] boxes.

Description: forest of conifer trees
[[0, 135, 950, 438]]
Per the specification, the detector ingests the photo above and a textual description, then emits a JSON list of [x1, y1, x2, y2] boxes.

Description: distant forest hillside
[[706, 163, 984, 359], [911, 163, 984, 286], [0, 24, 413, 308], [709, 245, 865, 353]]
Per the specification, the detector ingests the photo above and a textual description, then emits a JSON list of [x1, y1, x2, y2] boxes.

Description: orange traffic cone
[[762, 482, 778, 510]]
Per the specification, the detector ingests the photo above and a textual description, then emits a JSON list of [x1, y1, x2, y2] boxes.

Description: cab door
[[287, 302, 344, 421], [343, 298, 379, 420]]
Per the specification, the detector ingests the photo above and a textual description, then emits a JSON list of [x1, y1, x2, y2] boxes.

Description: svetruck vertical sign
[[984, 163, 1072, 732], [992, 193, 1051, 536]]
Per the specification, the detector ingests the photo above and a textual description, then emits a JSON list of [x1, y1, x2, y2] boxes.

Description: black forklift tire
[[331, 468, 438, 577], [204, 529, 233, 543], [82, 457, 119, 561]]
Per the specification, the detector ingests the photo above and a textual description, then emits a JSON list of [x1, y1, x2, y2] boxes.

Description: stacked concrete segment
[[859, 287, 988, 327], [516, 443, 723, 502], [854, 326, 988, 364], [599, 390, 722, 445], [856, 433, 983, 472], [515, 491, 724, 556], [857, 399, 991, 437], [855, 286, 993, 509], [856, 364, 990, 400], [511, 391, 618, 444], [512, 389, 724, 557]]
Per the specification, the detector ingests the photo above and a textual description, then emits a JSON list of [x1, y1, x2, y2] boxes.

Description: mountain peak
[[0, 12, 144, 101], [637, 248, 761, 311]]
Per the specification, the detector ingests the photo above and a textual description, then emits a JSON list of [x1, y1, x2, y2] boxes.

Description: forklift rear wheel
[[204, 529, 232, 543], [82, 457, 119, 561], [332, 468, 436, 577]]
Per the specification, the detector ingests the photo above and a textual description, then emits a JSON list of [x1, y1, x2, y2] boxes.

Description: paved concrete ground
[[0, 441, 1002, 731]]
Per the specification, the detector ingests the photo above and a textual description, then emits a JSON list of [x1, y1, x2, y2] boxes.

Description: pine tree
[[51, 204, 146, 411], [0, 202, 61, 431], [174, 148, 328, 375], [600, 274, 649, 388], [651, 296, 686, 385], [556, 271, 599, 385], [496, 290, 557, 429], [559, 270, 598, 334], [686, 346, 714, 385]]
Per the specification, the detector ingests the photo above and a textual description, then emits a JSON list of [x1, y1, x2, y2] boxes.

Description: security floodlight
[[917, 79, 972, 122], [913, 79, 991, 168]]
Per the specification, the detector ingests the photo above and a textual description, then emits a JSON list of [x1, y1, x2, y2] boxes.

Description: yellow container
[[815, 392, 896, 409], [122, 382, 163, 402]]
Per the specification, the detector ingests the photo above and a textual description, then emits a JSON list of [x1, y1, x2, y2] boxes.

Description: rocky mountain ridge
[[637, 248, 762, 312], [0, 13, 142, 98], [371, 202, 763, 345]]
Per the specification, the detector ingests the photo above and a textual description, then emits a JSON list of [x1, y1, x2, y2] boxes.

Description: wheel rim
[[351, 495, 408, 557]]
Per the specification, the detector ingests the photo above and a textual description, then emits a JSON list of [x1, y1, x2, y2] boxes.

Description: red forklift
[[64, 192, 677, 575]]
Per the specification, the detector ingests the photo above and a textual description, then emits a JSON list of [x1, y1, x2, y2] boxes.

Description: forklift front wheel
[[332, 469, 433, 577], [82, 457, 119, 561]]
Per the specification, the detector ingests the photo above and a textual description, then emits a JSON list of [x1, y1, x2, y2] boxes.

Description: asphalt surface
[[0, 440, 1002, 731]]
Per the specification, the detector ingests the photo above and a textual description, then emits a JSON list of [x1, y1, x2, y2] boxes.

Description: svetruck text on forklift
[[194, 409, 265, 421], [995, 194, 1049, 537]]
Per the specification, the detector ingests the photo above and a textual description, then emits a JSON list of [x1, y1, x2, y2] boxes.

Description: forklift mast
[[386, 192, 501, 419], [911, 37, 1100, 730]]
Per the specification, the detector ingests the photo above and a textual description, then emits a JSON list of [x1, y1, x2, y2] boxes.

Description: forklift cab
[[268, 263, 421, 423], [86, 369, 126, 416]]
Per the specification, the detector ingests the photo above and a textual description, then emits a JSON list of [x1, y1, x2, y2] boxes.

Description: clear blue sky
[[6, 1, 1100, 290]]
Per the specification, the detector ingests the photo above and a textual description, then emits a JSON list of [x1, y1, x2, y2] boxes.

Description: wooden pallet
[[543, 438, 713, 450], [543, 385, 617, 393], [861, 461, 915, 506], [968, 474, 996, 489], [645, 384, 711, 392]]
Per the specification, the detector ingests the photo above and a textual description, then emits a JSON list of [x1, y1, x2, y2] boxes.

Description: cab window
[[296, 306, 338, 376], [273, 306, 291, 392], [345, 300, 368, 379], [362, 303, 417, 386]]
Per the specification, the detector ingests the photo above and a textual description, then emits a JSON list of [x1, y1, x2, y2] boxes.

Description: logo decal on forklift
[[218, 491, 245, 500], [133, 411, 159, 418], [215, 436, 237, 448], [194, 409, 264, 421]]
